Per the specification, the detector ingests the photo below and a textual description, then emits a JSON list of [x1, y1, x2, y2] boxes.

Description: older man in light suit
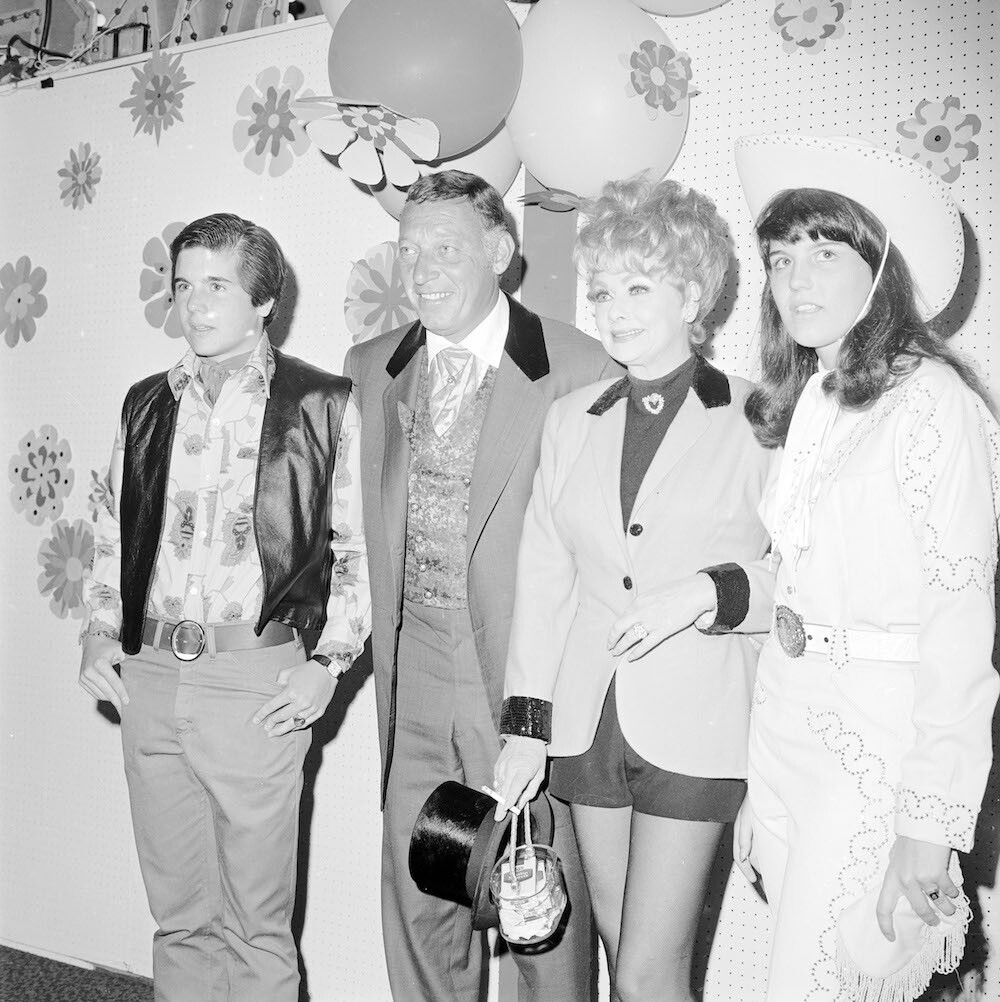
[[343, 170, 617, 1001]]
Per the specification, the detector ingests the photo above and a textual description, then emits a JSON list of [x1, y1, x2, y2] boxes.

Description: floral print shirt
[[84, 335, 370, 668]]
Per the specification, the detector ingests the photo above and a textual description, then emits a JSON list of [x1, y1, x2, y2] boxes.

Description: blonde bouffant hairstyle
[[573, 174, 733, 347]]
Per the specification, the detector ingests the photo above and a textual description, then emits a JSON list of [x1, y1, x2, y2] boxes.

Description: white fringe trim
[[835, 895, 971, 1002]]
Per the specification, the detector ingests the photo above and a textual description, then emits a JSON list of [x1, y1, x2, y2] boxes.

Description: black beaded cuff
[[499, 696, 552, 743], [697, 562, 750, 634]]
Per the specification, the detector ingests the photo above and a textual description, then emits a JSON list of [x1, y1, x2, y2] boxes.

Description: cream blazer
[[761, 358, 1000, 851], [504, 358, 773, 779]]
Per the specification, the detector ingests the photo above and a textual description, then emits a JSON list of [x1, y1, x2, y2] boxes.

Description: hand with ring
[[607, 573, 720, 661], [252, 659, 338, 736], [875, 835, 959, 941]]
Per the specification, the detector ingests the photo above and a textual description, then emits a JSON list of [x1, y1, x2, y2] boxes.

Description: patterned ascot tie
[[428, 344, 478, 438]]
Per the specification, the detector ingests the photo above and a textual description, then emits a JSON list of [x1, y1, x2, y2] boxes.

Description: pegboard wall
[[0, 3, 995, 1001]]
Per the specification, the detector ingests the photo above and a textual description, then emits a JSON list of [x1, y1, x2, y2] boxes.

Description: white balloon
[[319, 0, 351, 30]]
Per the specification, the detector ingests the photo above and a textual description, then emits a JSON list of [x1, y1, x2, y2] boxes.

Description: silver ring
[[927, 889, 940, 901], [630, 622, 649, 641], [292, 715, 307, 729]]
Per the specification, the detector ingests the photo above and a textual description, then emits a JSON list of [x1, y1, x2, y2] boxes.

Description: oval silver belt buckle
[[775, 605, 806, 658], [170, 620, 207, 661]]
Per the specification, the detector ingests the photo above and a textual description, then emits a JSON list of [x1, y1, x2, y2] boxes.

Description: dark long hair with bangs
[[744, 188, 985, 448]]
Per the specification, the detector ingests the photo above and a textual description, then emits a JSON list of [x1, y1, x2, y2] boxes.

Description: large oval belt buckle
[[775, 605, 806, 658], [170, 620, 206, 661]]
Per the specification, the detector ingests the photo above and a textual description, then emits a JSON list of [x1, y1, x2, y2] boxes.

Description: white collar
[[425, 292, 509, 370]]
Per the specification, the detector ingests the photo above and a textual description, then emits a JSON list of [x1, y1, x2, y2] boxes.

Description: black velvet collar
[[385, 294, 550, 382], [587, 353, 731, 416]]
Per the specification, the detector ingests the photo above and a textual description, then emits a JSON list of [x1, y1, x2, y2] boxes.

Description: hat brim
[[734, 134, 964, 320]]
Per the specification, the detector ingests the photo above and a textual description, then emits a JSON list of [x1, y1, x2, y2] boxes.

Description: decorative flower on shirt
[[9, 425, 74, 525], [627, 39, 692, 115], [770, 0, 851, 55], [120, 50, 194, 144], [303, 98, 440, 188], [139, 222, 186, 339], [220, 501, 254, 566], [233, 65, 313, 178], [896, 97, 981, 183], [37, 518, 94, 620], [58, 142, 102, 210], [87, 466, 113, 522], [344, 241, 418, 345], [1, 255, 48, 348], [168, 489, 197, 560]]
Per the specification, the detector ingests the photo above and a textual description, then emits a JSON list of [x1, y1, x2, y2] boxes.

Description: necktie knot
[[429, 346, 477, 437]]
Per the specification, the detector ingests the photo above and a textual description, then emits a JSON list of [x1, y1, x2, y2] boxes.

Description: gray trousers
[[382, 600, 595, 1002], [120, 639, 310, 1002]]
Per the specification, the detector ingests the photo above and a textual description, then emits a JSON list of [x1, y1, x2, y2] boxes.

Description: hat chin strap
[[845, 231, 891, 335]]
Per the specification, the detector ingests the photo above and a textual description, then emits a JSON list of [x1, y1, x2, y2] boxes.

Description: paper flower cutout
[[770, 0, 851, 55], [1, 255, 48, 348], [10, 425, 74, 525], [521, 189, 585, 213], [37, 518, 94, 620], [344, 242, 418, 344], [627, 40, 692, 116], [120, 50, 194, 144], [896, 97, 981, 184], [139, 221, 186, 339], [304, 99, 440, 188], [58, 142, 102, 210], [233, 65, 313, 178], [87, 466, 113, 522]]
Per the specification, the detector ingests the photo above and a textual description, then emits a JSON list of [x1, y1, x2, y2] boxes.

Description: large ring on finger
[[630, 622, 649, 641], [927, 889, 940, 901], [292, 715, 307, 729]]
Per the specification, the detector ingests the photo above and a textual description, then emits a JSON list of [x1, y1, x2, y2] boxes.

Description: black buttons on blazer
[[629, 523, 643, 536], [623, 576, 633, 590]]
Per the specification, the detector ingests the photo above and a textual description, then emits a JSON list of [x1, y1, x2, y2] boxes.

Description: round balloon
[[507, 0, 691, 198], [630, 0, 732, 14], [328, 0, 522, 159], [319, 0, 351, 28], [368, 122, 522, 220]]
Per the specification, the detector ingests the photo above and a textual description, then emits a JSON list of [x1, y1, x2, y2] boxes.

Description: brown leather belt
[[142, 616, 295, 661]]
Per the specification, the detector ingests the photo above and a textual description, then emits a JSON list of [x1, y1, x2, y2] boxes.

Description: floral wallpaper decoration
[[140, 221, 186, 339], [626, 39, 692, 117], [301, 97, 440, 188], [233, 66, 314, 178], [87, 466, 113, 522], [9, 425, 74, 526], [120, 50, 194, 144], [896, 97, 981, 184], [770, 0, 851, 55], [58, 142, 102, 210], [1, 255, 48, 348], [37, 518, 94, 620], [344, 242, 418, 344]]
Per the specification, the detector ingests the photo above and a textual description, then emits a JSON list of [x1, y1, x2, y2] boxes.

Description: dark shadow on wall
[[936, 214, 980, 341], [292, 635, 375, 1002], [266, 263, 300, 351]]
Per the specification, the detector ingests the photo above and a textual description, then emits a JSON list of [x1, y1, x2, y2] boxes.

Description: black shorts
[[548, 676, 745, 822]]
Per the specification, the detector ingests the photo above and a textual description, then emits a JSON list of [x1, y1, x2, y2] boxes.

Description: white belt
[[774, 605, 920, 662], [802, 625, 920, 662]]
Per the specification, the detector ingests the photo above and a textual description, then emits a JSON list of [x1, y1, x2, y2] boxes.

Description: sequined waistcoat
[[403, 359, 497, 609]]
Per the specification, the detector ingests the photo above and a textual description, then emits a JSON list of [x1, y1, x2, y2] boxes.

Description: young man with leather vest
[[79, 213, 370, 1002]]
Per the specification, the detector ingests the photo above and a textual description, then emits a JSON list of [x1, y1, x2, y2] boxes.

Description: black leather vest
[[117, 348, 350, 655]]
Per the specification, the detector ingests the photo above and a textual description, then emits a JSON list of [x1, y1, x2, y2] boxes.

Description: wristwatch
[[310, 653, 346, 679]]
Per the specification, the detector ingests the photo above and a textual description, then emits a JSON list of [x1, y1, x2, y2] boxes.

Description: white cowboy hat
[[734, 134, 964, 320]]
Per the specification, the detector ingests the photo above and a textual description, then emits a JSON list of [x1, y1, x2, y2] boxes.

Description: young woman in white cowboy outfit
[[491, 176, 774, 1002], [733, 134, 1000, 1002]]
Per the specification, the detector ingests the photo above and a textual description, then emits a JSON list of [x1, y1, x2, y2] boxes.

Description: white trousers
[[747, 636, 917, 1001]]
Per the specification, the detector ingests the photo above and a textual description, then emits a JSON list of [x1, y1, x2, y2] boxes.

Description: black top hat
[[409, 781, 555, 930]]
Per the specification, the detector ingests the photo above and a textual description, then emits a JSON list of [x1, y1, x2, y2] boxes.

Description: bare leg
[[570, 803, 631, 996], [616, 814, 725, 1002]]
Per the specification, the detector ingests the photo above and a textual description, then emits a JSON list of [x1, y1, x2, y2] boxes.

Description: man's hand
[[79, 634, 129, 713], [875, 835, 958, 940], [252, 659, 338, 737]]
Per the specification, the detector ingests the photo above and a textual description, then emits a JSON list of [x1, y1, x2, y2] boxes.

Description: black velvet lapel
[[385, 320, 426, 378], [504, 297, 550, 382], [587, 355, 730, 417]]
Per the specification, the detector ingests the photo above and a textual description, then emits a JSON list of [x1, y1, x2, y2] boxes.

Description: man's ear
[[491, 231, 516, 277], [256, 298, 275, 319]]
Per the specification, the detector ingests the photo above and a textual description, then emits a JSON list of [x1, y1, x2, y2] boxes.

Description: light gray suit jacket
[[343, 294, 618, 801]]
